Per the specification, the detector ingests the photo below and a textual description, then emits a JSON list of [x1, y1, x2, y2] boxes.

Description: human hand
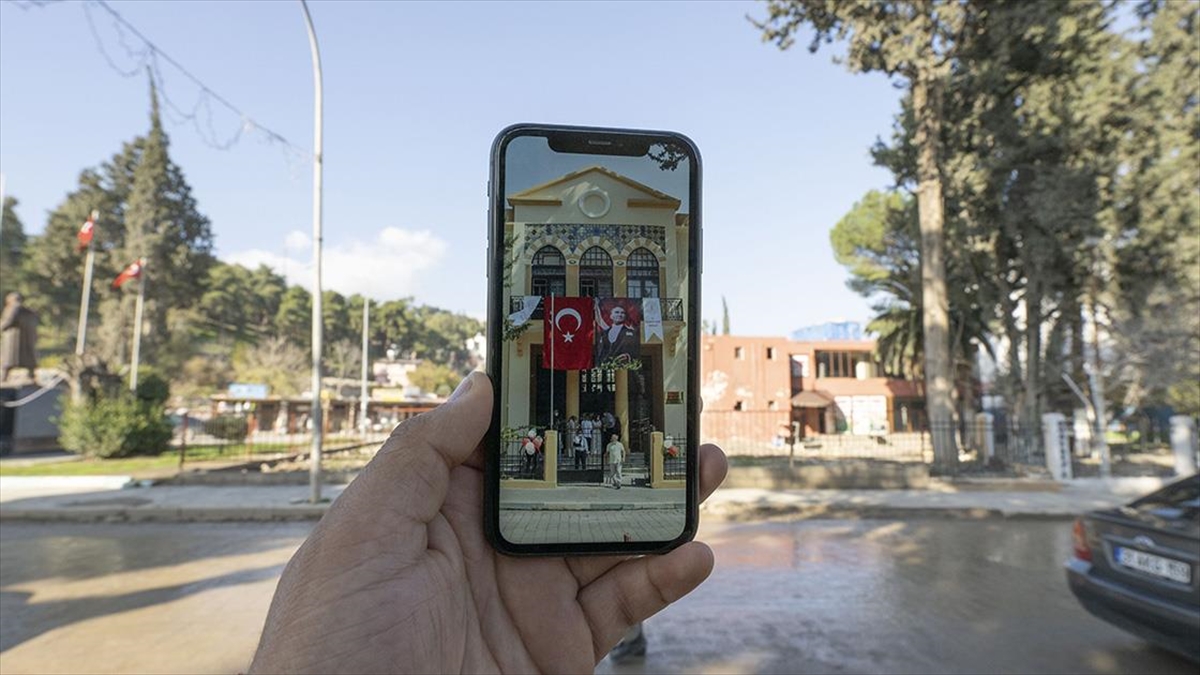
[[249, 372, 728, 674]]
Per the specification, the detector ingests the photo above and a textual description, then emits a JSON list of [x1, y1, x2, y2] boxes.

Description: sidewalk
[[0, 475, 1172, 523], [500, 484, 685, 510]]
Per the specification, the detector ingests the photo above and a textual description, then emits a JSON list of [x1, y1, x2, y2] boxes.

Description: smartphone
[[484, 124, 702, 556]]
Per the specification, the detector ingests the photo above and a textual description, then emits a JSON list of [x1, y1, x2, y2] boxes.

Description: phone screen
[[488, 126, 699, 553]]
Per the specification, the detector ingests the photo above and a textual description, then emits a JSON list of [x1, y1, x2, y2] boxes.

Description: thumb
[[307, 373, 492, 558], [382, 371, 493, 470], [351, 372, 492, 513]]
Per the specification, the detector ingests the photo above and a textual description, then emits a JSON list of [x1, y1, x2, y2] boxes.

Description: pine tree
[[97, 75, 214, 371], [0, 196, 27, 301]]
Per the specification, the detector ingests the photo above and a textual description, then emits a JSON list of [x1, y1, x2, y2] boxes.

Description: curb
[[0, 502, 1081, 523], [0, 506, 328, 523], [702, 502, 1080, 522]]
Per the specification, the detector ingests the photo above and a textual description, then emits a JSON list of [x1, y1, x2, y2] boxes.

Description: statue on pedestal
[[1, 292, 38, 383]]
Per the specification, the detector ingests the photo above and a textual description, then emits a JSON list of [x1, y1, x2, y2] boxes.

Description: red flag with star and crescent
[[543, 296, 594, 371], [112, 260, 143, 289], [77, 215, 95, 251]]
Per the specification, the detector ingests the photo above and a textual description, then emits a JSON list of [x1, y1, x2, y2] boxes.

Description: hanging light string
[[11, 0, 310, 167]]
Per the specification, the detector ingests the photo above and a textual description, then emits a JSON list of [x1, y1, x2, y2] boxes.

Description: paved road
[[1, 520, 1195, 674], [597, 520, 1196, 675]]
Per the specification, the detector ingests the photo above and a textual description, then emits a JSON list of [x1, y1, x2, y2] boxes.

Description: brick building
[[700, 335, 924, 449]]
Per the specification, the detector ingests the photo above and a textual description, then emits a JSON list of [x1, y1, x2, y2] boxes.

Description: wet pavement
[[1, 519, 1196, 674], [598, 519, 1197, 674]]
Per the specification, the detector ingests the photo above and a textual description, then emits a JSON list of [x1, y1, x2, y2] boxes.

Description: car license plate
[[1114, 546, 1192, 584]]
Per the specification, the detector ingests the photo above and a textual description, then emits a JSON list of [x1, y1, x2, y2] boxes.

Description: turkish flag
[[112, 259, 143, 289], [77, 215, 95, 251], [543, 296, 594, 371]]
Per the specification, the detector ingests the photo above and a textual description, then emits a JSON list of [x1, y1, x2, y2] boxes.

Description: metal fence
[[663, 437, 686, 480], [700, 410, 1048, 468], [169, 407, 411, 467], [558, 430, 605, 483], [501, 438, 544, 480], [701, 410, 933, 462]]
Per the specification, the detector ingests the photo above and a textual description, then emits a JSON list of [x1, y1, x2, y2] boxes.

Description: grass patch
[[0, 442, 305, 477], [0, 438, 376, 478]]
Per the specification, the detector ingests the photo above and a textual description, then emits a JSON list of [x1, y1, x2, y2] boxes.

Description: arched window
[[626, 247, 660, 298], [579, 246, 613, 298], [531, 246, 566, 297]]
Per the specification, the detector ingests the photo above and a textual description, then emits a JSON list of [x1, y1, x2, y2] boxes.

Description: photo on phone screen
[[489, 127, 699, 552]]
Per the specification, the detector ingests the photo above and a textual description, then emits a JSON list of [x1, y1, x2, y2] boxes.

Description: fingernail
[[447, 373, 475, 403]]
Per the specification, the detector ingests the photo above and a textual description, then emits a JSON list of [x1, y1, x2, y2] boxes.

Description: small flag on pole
[[112, 259, 144, 289], [77, 214, 95, 251]]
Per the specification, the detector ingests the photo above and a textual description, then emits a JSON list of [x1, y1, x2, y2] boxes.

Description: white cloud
[[284, 230, 311, 251], [227, 227, 447, 299]]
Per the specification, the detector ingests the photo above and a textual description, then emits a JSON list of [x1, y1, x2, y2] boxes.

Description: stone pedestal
[[1042, 413, 1072, 481], [1170, 415, 1197, 477]]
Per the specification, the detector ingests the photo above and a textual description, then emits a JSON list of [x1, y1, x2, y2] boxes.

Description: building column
[[566, 262, 580, 296], [566, 371, 580, 421], [615, 265, 628, 296], [650, 430, 664, 487], [615, 369, 629, 445]]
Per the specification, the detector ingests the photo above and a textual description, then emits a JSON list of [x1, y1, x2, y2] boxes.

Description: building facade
[[500, 166, 691, 471]]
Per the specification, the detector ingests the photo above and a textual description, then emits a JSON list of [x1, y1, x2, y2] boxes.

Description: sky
[[0, 0, 902, 337], [504, 134, 691, 206]]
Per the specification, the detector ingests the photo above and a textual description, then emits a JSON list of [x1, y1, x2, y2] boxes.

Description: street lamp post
[[300, 0, 325, 503], [360, 299, 370, 434]]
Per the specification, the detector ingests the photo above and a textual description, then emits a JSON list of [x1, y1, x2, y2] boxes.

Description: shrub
[[58, 394, 174, 459], [204, 415, 249, 442], [134, 373, 171, 408]]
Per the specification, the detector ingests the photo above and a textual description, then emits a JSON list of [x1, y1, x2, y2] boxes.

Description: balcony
[[510, 297, 684, 321]]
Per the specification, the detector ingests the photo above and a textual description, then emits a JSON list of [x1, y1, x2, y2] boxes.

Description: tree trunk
[[1024, 278, 1043, 454], [913, 71, 957, 474]]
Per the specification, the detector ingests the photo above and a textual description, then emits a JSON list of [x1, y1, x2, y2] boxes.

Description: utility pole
[[300, 0, 325, 503], [360, 299, 370, 433]]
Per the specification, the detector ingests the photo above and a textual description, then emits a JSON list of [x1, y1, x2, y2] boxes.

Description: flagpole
[[76, 210, 98, 356], [550, 293, 555, 434], [129, 259, 146, 392]]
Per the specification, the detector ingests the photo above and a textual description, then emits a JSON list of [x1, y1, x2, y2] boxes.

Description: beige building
[[500, 166, 691, 485]]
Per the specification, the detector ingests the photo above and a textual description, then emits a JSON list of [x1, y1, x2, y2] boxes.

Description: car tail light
[[1072, 518, 1093, 562]]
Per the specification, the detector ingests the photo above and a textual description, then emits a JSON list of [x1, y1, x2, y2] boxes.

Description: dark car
[[1066, 474, 1200, 662]]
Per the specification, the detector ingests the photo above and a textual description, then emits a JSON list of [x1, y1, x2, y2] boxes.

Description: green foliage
[[58, 393, 173, 459], [5, 76, 486, 413], [275, 285, 312, 347], [1, 196, 27, 301], [203, 415, 249, 442], [173, 351, 234, 405], [784, 0, 1198, 425], [134, 372, 171, 407], [232, 336, 308, 398], [408, 361, 460, 395]]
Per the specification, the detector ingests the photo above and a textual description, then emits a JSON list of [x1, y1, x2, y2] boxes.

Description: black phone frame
[[484, 123, 702, 557]]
